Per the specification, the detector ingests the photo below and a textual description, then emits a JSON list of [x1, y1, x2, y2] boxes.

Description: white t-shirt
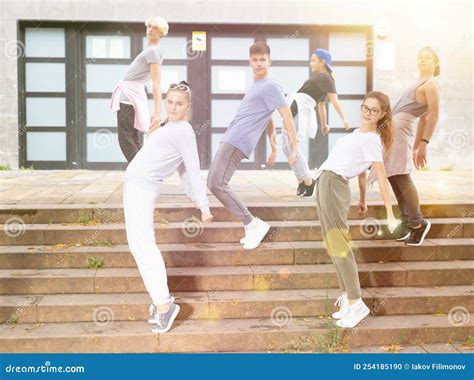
[[315, 128, 383, 181]]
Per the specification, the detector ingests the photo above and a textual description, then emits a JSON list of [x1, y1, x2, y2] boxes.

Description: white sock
[[245, 218, 258, 229], [350, 298, 362, 306]]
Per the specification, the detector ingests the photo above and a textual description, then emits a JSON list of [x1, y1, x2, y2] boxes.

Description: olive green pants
[[315, 170, 362, 299]]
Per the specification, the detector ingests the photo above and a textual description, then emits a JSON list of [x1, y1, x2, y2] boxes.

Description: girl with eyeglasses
[[314, 91, 397, 328], [123, 81, 213, 334]]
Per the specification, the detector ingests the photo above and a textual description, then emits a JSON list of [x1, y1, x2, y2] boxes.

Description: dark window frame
[[18, 21, 373, 170]]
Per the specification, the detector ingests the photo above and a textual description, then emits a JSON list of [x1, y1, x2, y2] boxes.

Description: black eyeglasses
[[169, 83, 190, 93], [360, 104, 381, 116]]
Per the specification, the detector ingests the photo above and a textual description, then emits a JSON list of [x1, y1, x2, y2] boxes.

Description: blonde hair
[[144, 16, 169, 37]]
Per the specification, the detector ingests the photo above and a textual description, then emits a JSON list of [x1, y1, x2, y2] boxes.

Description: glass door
[[20, 26, 71, 169]]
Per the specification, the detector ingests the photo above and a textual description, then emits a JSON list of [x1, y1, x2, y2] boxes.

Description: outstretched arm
[[149, 63, 162, 131], [327, 93, 350, 130], [357, 171, 368, 215], [372, 162, 397, 233], [177, 163, 195, 203], [277, 106, 298, 165], [178, 131, 213, 223], [265, 119, 277, 166], [317, 101, 330, 136], [413, 80, 440, 169]]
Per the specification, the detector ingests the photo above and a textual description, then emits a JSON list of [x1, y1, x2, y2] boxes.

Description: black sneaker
[[297, 182, 305, 196], [405, 220, 431, 246], [302, 179, 316, 198], [393, 221, 411, 242]]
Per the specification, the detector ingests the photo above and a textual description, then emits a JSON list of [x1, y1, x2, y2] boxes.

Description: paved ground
[[0, 170, 472, 205]]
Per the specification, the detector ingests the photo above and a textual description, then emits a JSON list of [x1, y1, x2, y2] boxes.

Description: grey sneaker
[[148, 296, 175, 324], [150, 302, 180, 334]]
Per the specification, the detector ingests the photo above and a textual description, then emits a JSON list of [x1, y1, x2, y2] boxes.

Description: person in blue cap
[[274, 48, 351, 198]]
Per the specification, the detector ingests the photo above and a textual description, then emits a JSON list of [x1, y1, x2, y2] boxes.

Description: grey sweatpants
[[207, 142, 254, 225], [315, 170, 362, 299]]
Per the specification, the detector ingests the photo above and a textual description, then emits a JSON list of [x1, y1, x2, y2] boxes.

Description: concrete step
[[0, 239, 471, 269], [1, 261, 472, 295], [2, 218, 473, 246], [1, 202, 472, 224], [1, 286, 472, 324], [1, 313, 472, 353]]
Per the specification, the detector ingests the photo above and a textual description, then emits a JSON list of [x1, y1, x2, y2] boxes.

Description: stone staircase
[[0, 201, 472, 352]]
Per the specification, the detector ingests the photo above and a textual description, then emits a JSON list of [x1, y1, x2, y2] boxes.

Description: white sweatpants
[[123, 180, 171, 306], [281, 128, 312, 181]]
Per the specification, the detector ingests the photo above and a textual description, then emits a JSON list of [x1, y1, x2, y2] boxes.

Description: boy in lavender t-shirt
[[207, 42, 299, 250]]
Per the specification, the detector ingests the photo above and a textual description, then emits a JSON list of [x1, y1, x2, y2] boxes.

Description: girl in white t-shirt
[[315, 91, 398, 328], [123, 81, 213, 334]]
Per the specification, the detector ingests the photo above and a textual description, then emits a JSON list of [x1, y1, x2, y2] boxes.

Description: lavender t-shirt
[[221, 78, 287, 158]]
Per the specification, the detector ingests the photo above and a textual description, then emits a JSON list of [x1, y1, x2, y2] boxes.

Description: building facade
[[0, 0, 472, 171]]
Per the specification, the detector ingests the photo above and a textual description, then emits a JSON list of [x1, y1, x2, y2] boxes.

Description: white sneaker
[[332, 294, 349, 319], [336, 299, 370, 328], [240, 232, 247, 245], [243, 219, 270, 250]]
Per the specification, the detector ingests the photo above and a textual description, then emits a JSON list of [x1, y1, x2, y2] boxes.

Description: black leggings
[[117, 103, 143, 163], [388, 174, 423, 228]]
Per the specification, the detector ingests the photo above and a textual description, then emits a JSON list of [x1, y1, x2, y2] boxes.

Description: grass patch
[[313, 294, 346, 352], [77, 213, 93, 225], [459, 335, 474, 350], [87, 257, 105, 269], [91, 239, 112, 247]]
